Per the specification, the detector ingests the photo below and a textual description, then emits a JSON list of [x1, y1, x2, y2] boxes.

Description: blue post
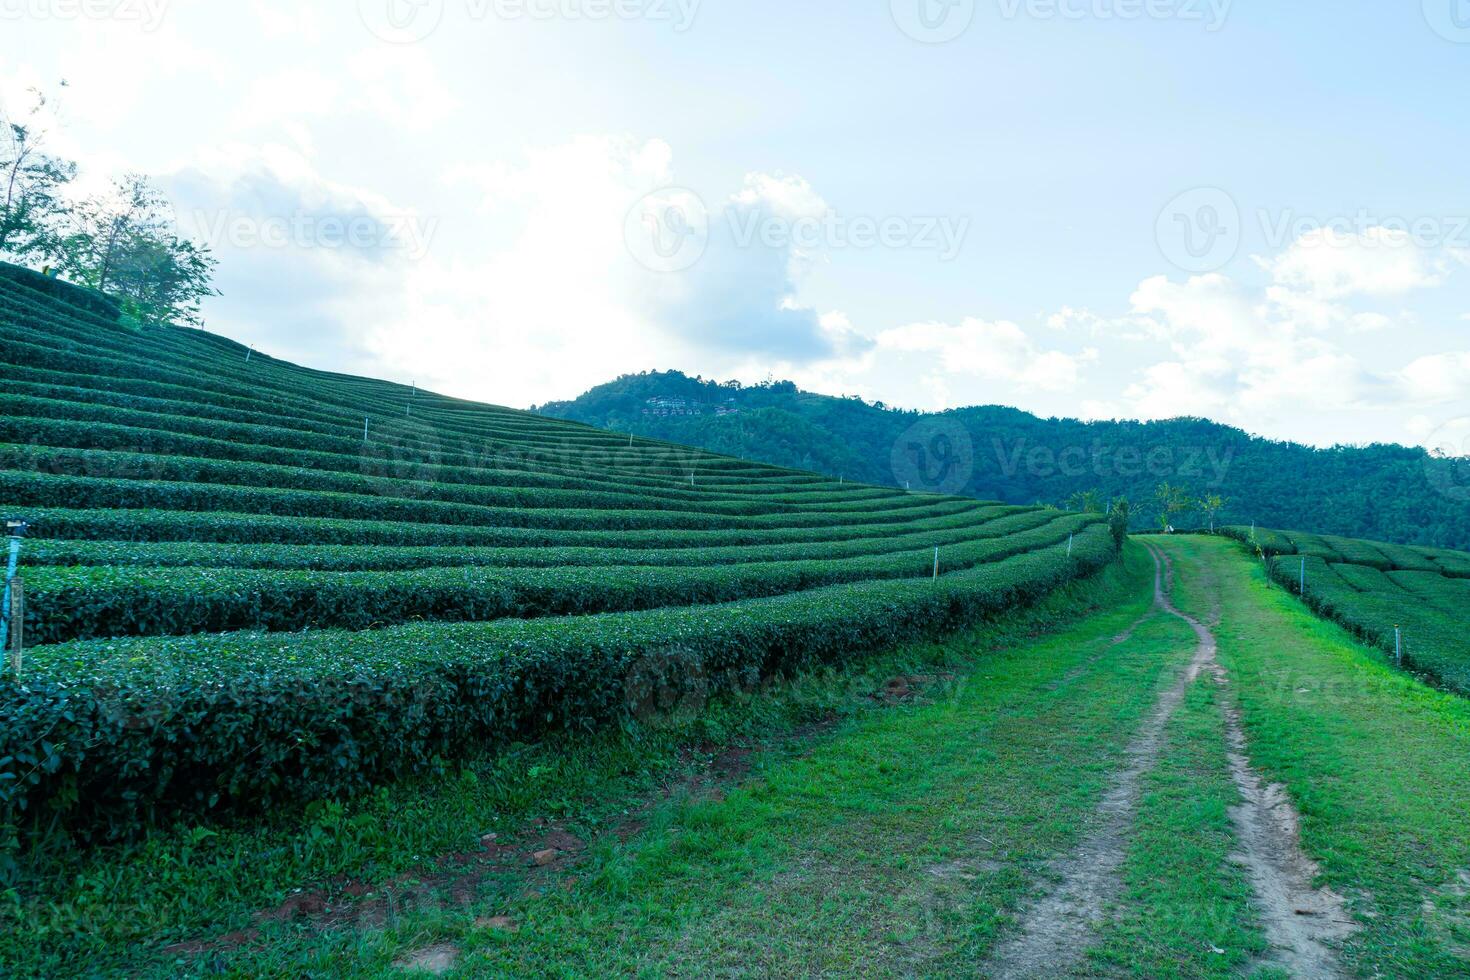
[[0, 520, 27, 653]]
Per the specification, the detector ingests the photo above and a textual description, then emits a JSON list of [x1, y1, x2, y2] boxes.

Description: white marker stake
[[1395, 626, 1403, 668], [245, 345, 253, 363], [1068, 533, 1074, 557], [933, 547, 940, 581], [364, 417, 369, 442]]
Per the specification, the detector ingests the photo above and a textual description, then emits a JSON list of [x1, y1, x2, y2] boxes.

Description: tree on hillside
[[1199, 493, 1227, 532], [58, 174, 218, 327], [1154, 483, 1191, 531], [1108, 496, 1131, 547], [1067, 489, 1106, 514], [0, 84, 76, 261]]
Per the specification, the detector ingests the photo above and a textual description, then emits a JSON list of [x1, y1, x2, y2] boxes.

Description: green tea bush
[[0, 526, 1117, 839], [1232, 526, 1470, 695]]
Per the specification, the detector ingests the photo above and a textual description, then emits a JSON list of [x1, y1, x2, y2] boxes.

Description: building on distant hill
[[643, 396, 740, 418]]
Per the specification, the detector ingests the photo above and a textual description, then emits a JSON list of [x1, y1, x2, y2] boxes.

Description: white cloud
[[162, 144, 438, 369], [1115, 272, 1376, 431], [1259, 226, 1445, 300], [1397, 352, 1470, 403]]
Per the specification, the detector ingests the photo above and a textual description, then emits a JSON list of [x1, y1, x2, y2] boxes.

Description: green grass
[[176, 541, 1190, 978], [1088, 679, 1267, 978], [10, 534, 1470, 977], [1, 542, 1158, 978], [1156, 536, 1470, 978]]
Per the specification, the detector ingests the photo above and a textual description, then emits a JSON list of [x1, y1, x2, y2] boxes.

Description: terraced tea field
[[0, 262, 1114, 842], [1221, 525, 1470, 693]]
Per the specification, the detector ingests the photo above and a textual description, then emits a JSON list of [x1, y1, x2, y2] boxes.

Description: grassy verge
[[1088, 678, 1268, 977], [185, 542, 1194, 977], [1155, 536, 1470, 977], [3, 544, 1156, 978]]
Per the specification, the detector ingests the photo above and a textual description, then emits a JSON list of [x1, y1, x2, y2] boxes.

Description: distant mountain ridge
[[537, 370, 1470, 551]]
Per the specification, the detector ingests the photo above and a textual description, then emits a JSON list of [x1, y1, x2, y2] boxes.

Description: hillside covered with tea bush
[[1221, 524, 1470, 695], [539, 370, 1470, 551], [0, 261, 1117, 842]]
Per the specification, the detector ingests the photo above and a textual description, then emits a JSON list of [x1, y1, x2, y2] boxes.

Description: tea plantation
[[0, 263, 1115, 840], [1221, 524, 1470, 693]]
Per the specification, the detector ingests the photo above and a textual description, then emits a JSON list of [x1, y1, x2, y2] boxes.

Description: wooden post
[[8, 578, 21, 675]]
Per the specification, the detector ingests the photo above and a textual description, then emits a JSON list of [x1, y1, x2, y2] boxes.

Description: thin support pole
[[1, 525, 25, 668], [7, 579, 21, 675], [1299, 556, 1306, 596], [933, 547, 940, 581]]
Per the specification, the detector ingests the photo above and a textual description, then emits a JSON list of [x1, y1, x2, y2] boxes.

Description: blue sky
[[3, 0, 1468, 452]]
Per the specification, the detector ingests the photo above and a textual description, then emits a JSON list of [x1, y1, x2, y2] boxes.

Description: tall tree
[[1199, 493, 1227, 532], [1154, 483, 1192, 531], [0, 84, 76, 261], [1108, 496, 1131, 547], [59, 174, 218, 327]]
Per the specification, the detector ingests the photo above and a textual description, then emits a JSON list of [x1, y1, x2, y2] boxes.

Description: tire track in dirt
[[984, 547, 1213, 978], [1150, 544, 1355, 980]]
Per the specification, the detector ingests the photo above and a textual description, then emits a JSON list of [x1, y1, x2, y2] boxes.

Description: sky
[[3, 0, 1469, 454]]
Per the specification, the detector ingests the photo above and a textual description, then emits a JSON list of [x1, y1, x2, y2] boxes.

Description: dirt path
[[1150, 544, 1355, 980], [984, 548, 1212, 978], [985, 542, 1354, 979]]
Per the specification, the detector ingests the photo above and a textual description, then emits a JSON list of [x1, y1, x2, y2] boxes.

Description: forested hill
[[537, 371, 1470, 551]]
